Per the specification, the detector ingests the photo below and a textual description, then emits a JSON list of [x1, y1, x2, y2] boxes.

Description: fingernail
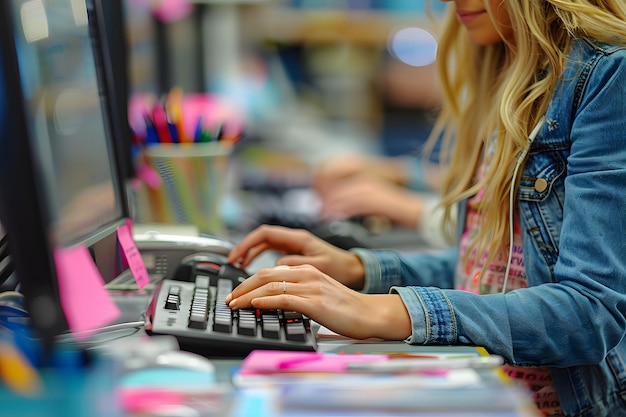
[[225, 293, 232, 304], [228, 299, 237, 309]]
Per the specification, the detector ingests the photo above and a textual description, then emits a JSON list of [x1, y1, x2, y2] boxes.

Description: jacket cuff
[[391, 286, 457, 345], [349, 248, 383, 293], [400, 156, 428, 192]]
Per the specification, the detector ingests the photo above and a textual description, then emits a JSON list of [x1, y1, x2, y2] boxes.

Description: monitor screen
[[0, 0, 132, 344]]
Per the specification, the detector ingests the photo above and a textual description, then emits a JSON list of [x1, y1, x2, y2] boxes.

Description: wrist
[[390, 192, 424, 228], [347, 253, 366, 290], [369, 294, 412, 340], [381, 157, 410, 185]]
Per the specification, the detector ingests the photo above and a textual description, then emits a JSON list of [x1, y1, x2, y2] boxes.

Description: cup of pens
[[131, 90, 243, 235]]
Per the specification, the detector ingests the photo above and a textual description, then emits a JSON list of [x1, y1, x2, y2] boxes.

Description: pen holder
[[138, 142, 233, 235]]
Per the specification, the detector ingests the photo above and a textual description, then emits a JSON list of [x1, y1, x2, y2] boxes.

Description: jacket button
[[535, 178, 548, 192]]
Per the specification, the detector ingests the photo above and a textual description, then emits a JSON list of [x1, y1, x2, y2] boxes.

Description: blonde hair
[[429, 0, 626, 265]]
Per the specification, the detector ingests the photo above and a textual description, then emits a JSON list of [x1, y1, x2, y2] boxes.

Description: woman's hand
[[224, 264, 412, 341], [227, 225, 366, 290], [318, 175, 425, 228]]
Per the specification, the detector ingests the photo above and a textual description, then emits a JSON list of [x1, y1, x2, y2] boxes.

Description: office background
[[123, 0, 448, 237]]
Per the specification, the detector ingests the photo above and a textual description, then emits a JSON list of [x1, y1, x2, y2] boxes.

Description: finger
[[228, 225, 312, 264], [226, 265, 298, 303], [276, 255, 324, 267], [230, 268, 315, 312], [227, 282, 284, 310], [322, 198, 365, 219], [227, 227, 276, 263], [239, 242, 272, 268], [228, 280, 297, 311]]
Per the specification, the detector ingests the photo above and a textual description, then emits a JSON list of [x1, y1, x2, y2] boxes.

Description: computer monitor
[[0, 0, 132, 349], [90, 0, 135, 181]]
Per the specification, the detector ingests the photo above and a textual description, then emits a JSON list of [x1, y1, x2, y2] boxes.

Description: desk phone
[[144, 256, 317, 358]]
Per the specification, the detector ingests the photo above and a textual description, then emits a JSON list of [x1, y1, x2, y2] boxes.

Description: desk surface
[[100, 291, 541, 416]]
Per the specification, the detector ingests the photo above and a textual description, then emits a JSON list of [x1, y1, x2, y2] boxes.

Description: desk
[[100, 292, 541, 417]]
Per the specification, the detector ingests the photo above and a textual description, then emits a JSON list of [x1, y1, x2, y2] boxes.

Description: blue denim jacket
[[353, 39, 626, 417]]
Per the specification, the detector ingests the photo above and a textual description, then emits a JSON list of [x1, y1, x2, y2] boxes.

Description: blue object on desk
[[0, 351, 122, 417], [120, 349, 216, 390], [0, 291, 28, 317], [122, 368, 215, 390]]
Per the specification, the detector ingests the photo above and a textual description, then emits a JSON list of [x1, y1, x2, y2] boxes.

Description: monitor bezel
[[0, 0, 134, 349], [0, 1, 68, 346]]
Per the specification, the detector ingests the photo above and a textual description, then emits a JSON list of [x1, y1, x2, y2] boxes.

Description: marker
[[346, 355, 504, 373], [144, 114, 159, 144], [193, 117, 203, 143], [151, 101, 172, 143], [166, 88, 188, 143], [0, 338, 41, 395], [166, 114, 180, 144]]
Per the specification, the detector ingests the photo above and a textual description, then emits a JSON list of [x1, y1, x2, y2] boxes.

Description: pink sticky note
[[239, 350, 388, 374], [117, 220, 151, 289], [54, 246, 120, 340]]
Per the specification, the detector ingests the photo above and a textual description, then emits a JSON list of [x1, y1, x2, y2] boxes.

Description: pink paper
[[152, 0, 193, 23], [239, 350, 388, 374], [128, 94, 156, 138], [54, 246, 120, 340], [136, 162, 161, 189], [117, 220, 151, 289]]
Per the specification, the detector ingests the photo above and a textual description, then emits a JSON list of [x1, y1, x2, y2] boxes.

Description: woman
[[226, 1, 626, 415]]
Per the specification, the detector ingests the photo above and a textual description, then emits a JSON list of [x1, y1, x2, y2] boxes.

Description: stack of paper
[[230, 350, 541, 416]]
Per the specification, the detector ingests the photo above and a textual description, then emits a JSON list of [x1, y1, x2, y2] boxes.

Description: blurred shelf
[[249, 7, 437, 46]]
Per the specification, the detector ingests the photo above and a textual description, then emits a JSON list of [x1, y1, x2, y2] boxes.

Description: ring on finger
[[282, 280, 287, 294]]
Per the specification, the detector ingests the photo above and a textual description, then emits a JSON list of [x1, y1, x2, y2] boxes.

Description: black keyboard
[[144, 262, 317, 358]]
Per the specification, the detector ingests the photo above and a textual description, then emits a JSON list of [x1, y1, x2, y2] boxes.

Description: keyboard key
[[213, 312, 232, 333], [164, 285, 181, 310], [189, 311, 208, 329], [188, 286, 210, 329], [216, 278, 233, 301], [237, 309, 257, 336], [261, 310, 281, 339], [145, 272, 318, 358], [195, 275, 210, 289], [284, 311, 307, 342]]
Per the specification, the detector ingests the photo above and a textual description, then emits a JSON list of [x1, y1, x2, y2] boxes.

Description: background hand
[[313, 155, 408, 194], [318, 175, 425, 228]]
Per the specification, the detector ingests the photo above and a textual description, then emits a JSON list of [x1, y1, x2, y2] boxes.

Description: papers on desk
[[231, 350, 541, 416], [233, 350, 488, 388], [234, 355, 484, 389], [237, 349, 503, 375]]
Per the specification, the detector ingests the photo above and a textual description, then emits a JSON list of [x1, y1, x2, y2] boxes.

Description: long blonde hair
[[430, 0, 626, 265]]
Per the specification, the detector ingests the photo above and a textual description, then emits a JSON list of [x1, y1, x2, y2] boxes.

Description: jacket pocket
[[518, 150, 566, 202], [517, 150, 567, 269]]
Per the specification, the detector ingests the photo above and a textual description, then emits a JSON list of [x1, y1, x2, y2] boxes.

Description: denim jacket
[[352, 39, 626, 417]]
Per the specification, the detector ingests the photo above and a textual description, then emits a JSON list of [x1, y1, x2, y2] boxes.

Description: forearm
[[351, 247, 457, 294]]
